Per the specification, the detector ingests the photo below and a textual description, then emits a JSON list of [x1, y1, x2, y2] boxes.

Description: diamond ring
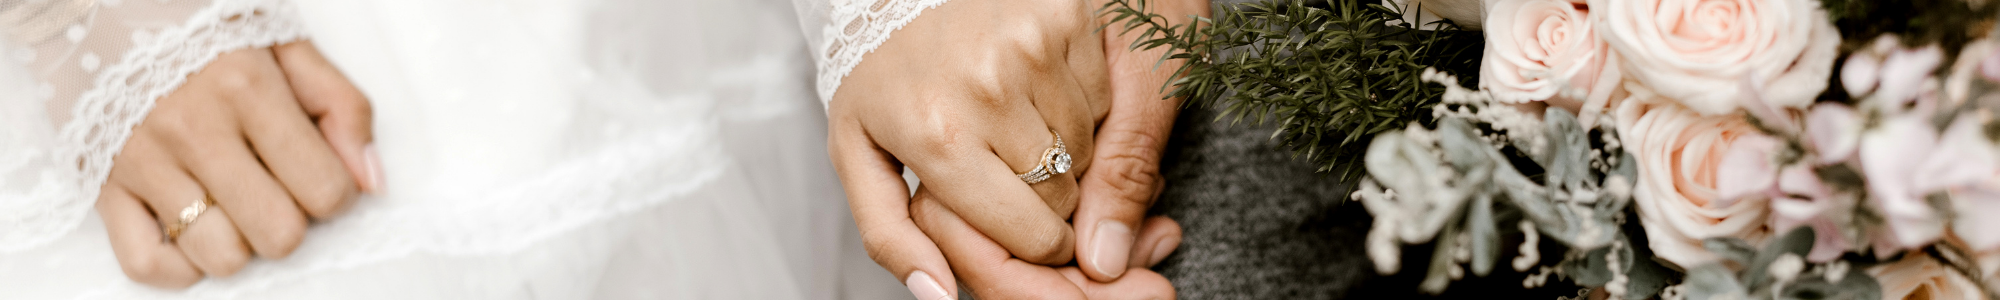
[[1017, 129, 1072, 184]]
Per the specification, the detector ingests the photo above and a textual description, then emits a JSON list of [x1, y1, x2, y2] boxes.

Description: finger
[[910, 189, 1086, 300], [236, 47, 358, 220], [96, 184, 203, 288], [1057, 267, 1177, 300], [826, 115, 958, 300], [888, 113, 1077, 265], [165, 51, 311, 259], [1130, 215, 1182, 269], [1073, 123, 1171, 280], [169, 200, 254, 277], [1074, 0, 1201, 281], [273, 40, 380, 195]]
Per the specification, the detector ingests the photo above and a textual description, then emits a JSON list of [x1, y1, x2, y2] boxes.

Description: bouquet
[[1105, 0, 2000, 299]]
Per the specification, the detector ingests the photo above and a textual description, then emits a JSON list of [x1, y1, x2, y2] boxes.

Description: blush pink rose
[[1614, 92, 1772, 268], [1590, 0, 1840, 115], [1480, 0, 1619, 119]]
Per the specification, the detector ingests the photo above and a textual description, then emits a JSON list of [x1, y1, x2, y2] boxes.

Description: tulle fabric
[[0, 0, 904, 298]]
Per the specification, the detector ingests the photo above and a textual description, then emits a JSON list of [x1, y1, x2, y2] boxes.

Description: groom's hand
[[910, 187, 1180, 299], [1074, 0, 1208, 282]]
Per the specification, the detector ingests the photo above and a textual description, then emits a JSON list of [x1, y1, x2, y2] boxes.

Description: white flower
[[1591, 0, 1840, 115]]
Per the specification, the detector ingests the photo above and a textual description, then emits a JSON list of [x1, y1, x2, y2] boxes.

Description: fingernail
[[1090, 220, 1133, 278], [906, 270, 952, 300], [1145, 233, 1180, 267], [363, 143, 384, 194]]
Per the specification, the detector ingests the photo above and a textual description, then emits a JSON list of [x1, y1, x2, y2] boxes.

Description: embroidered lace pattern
[[812, 0, 951, 105], [0, 0, 306, 251]]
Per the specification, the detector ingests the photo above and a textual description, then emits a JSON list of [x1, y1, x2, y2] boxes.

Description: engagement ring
[[1017, 129, 1071, 184]]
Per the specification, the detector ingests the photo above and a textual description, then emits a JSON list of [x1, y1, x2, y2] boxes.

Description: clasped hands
[[826, 0, 1207, 298]]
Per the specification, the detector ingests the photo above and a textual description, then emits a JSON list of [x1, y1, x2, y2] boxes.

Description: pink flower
[[1479, 0, 1619, 120], [1804, 103, 1861, 164], [1861, 113, 1948, 251], [1766, 165, 1854, 262], [1714, 101, 1863, 262], [1923, 114, 2000, 251], [1590, 0, 1840, 115], [1615, 96, 1772, 268]]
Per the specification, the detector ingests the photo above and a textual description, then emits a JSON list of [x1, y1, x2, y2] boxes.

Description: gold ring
[[165, 195, 215, 243], [1017, 129, 1072, 184]]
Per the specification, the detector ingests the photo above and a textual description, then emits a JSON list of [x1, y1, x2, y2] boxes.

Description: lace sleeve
[[792, 0, 951, 107], [0, 0, 306, 251]]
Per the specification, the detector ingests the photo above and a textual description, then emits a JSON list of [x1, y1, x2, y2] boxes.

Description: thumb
[[271, 40, 381, 194], [1074, 124, 1170, 282]]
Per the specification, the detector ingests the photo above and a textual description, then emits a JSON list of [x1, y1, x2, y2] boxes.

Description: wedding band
[[164, 195, 215, 243], [1017, 129, 1072, 184]]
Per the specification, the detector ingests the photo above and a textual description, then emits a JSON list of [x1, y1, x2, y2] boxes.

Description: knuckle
[[1091, 132, 1168, 205], [907, 115, 976, 159], [255, 215, 308, 259], [116, 251, 167, 281], [206, 63, 266, 95], [200, 246, 252, 278], [1014, 224, 1074, 265], [293, 178, 357, 219], [1095, 155, 1164, 205]]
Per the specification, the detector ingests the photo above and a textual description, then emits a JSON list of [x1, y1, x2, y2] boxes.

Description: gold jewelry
[[1017, 129, 1072, 184], [164, 195, 214, 242]]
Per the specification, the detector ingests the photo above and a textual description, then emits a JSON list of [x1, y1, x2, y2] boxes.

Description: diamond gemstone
[[1051, 151, 1071, 174]]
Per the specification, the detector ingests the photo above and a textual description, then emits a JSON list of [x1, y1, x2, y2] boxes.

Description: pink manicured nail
[[1090, 220, 1134, 278], [363, 143, 384, 194], [905, 270, 952, 300]]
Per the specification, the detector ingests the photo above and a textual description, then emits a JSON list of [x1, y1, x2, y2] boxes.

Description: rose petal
[[1716, 134, 1780, 204]]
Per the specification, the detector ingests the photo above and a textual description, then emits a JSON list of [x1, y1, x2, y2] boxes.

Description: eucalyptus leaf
[[1681, 264, 1751, 300], [1420, 224, 1460, 294], [1621, 235, 1671, 300], [1703, 238, 1758, 266], [1565, 246, 1615, 287], [1468, 194, 1498, 277], [1777, 266, 1882, 300]]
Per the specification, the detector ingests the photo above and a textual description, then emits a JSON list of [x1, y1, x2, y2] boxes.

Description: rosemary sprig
[[1101, 0, 1484, 180]]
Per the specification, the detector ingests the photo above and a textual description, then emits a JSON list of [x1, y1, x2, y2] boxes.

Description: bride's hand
[[827, 0, 1112, 296], [95, 40, 377, 288]]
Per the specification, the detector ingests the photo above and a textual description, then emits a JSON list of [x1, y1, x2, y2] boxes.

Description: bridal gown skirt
[[0, 0, 908, 298]]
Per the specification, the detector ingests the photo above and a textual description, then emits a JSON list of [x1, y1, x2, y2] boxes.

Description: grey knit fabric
[[1149, 103, 1585, 299]]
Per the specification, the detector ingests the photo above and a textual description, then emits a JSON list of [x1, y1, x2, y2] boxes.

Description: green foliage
[[1101, 0, 1484, 179]]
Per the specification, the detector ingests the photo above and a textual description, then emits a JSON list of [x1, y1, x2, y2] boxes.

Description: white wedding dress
[[0, 0, 910, 298]]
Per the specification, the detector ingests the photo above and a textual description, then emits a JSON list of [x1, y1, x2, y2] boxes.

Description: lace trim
[[0, 0, 306, 251], [813, 0, 951, 106]]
